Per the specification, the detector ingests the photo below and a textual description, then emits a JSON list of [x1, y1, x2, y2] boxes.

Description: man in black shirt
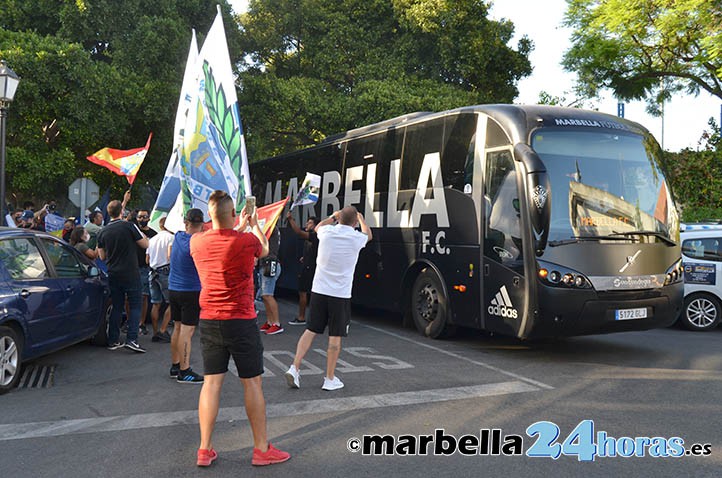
[[286, 212, 319, 325], [98, 200, 150, 352]]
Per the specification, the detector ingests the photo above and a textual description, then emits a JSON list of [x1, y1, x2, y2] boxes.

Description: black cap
[[185, 208, 204, 224]]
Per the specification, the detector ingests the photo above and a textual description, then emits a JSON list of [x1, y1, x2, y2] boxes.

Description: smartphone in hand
[[244, 196, 256, 217]]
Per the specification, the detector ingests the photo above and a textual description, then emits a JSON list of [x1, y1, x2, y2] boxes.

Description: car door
[[39, 238, 104, 339], [0, 236, 67, 357]]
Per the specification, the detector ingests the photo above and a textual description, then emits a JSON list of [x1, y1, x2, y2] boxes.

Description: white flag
[[291, 172, 322, 210], [150, 30, 199, 233], [179, 8, 252, 220]]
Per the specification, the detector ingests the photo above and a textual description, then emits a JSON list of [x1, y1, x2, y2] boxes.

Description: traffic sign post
[[68, 178, 99, 221]]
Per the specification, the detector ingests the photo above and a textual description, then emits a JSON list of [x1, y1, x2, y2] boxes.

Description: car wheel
[[681, 294, 721, 331], [410, 268, 455, 339], [0, 326, 23, 395], [91, 302, 111, 346]]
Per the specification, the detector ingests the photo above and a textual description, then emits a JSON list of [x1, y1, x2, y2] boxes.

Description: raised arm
[[357, 212, 372, 243], [315, 210, 339, 232], [234, 210, 250, 232], [249, 211, 269, 258], [286, 212, 309, 239]]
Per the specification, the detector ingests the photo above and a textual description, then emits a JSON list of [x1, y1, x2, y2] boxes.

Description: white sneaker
[[285, 365, 300, 389], [322, 376, 344, 391]]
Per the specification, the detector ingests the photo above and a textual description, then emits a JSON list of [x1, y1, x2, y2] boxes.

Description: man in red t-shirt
[[190, 190, 290, 468]]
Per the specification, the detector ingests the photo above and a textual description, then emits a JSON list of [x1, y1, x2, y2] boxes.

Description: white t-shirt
[[146, 230, 174, 269], [312, 224, 369, 298]]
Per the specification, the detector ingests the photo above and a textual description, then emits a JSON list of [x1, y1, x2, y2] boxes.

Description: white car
[[679, 223, 722, 331]]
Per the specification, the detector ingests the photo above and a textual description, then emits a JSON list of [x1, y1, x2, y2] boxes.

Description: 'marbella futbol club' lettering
[[264, 153, 450, 229]]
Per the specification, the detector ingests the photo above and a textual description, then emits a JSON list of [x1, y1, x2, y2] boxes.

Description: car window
[[40, 239, 86, 278], [682, 237, 722, 262], [0, 237, 50, 279]]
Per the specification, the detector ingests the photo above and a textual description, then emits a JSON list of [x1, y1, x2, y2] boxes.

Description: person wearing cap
[[168, 209, 205, 384], [19, 210, 35, 228]]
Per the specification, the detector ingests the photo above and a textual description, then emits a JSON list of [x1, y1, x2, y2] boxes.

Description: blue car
[[0, 227, 110, 394]]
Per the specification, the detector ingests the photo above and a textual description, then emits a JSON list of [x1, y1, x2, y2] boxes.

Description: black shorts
[[169, 290, 201, 326], [298, 265, 316, 293], [199, 319, 264, 378], [307, 292, 351, 337]]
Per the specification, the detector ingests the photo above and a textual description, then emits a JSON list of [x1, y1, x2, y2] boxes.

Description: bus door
[[482, 143, 527, 336]]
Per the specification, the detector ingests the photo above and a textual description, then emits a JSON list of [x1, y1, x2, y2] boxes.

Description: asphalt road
[[1, 296, 720, 477]]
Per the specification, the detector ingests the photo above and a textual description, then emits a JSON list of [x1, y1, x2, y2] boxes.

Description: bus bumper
[[527, 282, 684, 338]]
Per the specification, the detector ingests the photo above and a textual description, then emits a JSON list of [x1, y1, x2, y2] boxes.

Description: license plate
[[615, 308, 648, 320]]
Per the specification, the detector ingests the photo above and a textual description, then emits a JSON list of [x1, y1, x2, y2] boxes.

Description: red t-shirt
[[190, 228, 262, 320]]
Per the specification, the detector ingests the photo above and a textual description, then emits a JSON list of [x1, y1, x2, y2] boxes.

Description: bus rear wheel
[[410, 268, 454, 339], [680, 294, 721, 331]]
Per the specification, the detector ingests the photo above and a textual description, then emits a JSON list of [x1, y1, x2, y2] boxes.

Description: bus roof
[[258, 104, 652, 163]]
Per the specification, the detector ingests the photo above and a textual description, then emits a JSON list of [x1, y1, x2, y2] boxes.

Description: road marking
[[353, 322, 553, 390], [0, 381, 538, 441]]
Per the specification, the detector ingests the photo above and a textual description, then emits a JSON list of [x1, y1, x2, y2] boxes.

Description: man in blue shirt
[[168, 209, 205, 383]]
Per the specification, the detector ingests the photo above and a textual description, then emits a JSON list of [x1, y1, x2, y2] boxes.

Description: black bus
[[250, 105, 684, 339]]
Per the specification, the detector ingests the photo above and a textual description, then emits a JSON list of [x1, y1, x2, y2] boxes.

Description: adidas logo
[[488, 285, 519, 319]]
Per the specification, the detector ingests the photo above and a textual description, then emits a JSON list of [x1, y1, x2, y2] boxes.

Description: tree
[[659, 119, 722, 221], [238, 0, 532, 159], [562, 0, 722, 112], [0, 0, 241, 204]]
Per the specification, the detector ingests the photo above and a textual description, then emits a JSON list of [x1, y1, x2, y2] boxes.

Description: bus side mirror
[[527, 172, 551, 255], [514, 144, 551, 255]]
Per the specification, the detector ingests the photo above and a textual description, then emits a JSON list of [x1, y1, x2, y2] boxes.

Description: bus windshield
[[532, 129, 678, 243]]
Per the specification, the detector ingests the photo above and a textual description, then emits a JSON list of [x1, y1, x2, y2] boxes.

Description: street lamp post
[[0, 60, 20, 226]]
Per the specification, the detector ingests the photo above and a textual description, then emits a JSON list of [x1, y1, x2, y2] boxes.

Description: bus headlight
[[664, 259, 684, 286], [537, 260, 593, 289]]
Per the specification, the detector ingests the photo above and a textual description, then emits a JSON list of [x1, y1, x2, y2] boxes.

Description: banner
[[87, 133, 152, 185], [44, 213, 65, 238], [256, 198, 288, 239], [290, 172, 321, 210], [150, 30, 199, 233], [179, 8, 252, 223]]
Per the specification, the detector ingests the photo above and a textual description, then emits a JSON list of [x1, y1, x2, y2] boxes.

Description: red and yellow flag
[[256, 198, 288, 238], [87, 133, 153, 185]]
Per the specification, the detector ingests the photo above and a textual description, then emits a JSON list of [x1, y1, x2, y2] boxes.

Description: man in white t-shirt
[[285, 206, 371, 391], [146, 217, 175, 342]]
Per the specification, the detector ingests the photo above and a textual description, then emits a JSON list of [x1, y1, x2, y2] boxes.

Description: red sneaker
[[197, 448, 217, 467], [264, 324, 284, 335], [259, 322, 271, 331], [252, 443, 290, 466]]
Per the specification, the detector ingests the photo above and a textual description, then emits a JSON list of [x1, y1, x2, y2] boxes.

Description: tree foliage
[[660, 119, 722, 221], [562, 0, 722, 113], [238, 0, 532, 159], [0, 0, 240, 205]]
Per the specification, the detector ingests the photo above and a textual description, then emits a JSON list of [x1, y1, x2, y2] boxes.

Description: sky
[[227, 0, 720, 152]]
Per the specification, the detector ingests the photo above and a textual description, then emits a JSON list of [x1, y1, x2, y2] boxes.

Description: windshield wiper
[[610, 230, 677, 246], [548, 235, 634, 247]]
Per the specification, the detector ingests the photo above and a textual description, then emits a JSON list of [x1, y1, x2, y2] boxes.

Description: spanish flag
[[256, 198, 289, 238], [87, 133, 153, 185]]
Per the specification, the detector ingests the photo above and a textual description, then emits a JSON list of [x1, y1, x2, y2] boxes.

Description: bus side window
[[484, 150, 523, 272], [441, 113, 477, 192]]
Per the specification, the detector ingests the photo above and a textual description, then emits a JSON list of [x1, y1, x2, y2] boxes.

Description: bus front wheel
[[410, 269, 454, 339]]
